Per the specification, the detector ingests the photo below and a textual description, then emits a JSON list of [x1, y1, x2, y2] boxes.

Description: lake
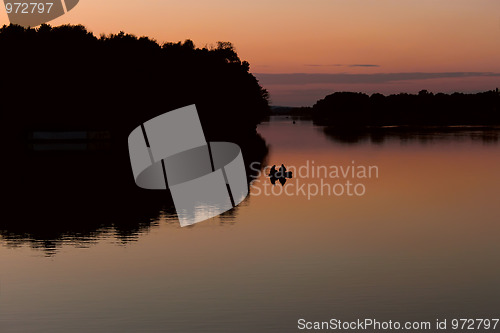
[[1, 116, 500, 332]]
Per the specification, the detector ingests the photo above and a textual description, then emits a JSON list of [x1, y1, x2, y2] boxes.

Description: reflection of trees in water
[[0, 134, 268, 256], [322, 126, 500, 145], [1, 150, 164, 256]]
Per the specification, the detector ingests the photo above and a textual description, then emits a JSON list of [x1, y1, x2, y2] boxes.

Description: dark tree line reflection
[[321, 126, 500, 145]]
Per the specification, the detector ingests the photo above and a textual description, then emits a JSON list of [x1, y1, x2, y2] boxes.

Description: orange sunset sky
[[2, 0, 500, 105]]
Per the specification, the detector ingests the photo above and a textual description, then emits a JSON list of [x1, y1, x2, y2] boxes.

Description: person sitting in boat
[[269, 165, 277, 178], [268, 164, 293, 185], [279, 164, 287, 177]]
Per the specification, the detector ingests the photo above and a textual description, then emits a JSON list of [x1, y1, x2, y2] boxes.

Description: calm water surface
[[1, 116, 500, 332]]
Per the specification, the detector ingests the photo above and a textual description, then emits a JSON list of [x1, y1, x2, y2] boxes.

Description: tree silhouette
[[312, 90, 500, 128], [0, 23, 270, 143]]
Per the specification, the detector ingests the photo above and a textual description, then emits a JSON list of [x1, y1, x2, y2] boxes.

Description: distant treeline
[[312, 90, 500, 128], [0, 24, 270, 143]]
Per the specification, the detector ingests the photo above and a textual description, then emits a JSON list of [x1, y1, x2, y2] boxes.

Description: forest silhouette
[[0, 23, 270, 142], [312, 90, 500, 128]]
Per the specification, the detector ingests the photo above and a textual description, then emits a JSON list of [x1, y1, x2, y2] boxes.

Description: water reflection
[[0, 151, 168, 256], [322, 125, 500, 145], [3, 117, 500, 331], [0, 132, 268, 256], [4, 118, 500, 256]]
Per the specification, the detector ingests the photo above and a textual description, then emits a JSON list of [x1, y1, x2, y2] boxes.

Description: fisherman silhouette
[[278, 164, 286, 177], [270, 165, 277, 177], [268, 163, 292, 186]]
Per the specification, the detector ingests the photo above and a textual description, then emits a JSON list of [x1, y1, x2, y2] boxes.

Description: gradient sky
[[2, 0, 499, 105]]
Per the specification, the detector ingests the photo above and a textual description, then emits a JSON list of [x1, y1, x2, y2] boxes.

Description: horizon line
[[254, 72, 500, 86]]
